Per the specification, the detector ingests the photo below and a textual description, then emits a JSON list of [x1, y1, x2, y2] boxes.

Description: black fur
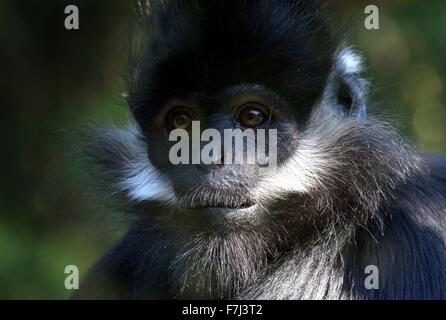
[[129, 0, 338, 125], [75, 0, 446, 299]]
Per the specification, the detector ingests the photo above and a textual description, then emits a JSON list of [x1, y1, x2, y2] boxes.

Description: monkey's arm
[[73, 222, 173, 299]]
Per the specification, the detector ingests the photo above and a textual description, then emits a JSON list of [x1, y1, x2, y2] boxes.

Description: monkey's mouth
[[176, 187, 258, 212], [178, 195, 256, 210], [195, 201, 255, 209]]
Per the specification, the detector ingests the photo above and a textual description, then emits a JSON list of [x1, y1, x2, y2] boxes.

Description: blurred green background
[[0, 1, 445, 299]]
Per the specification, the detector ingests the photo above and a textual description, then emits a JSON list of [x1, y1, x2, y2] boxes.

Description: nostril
[[197, 156, 224, 172], [196, 147, 227, 171], [208, 149, 225, 166], [218, 151, 225, 165]]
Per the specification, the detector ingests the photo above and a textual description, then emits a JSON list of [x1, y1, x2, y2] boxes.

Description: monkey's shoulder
[[425, 154, 446, 185], [73, 223, 172, 299]]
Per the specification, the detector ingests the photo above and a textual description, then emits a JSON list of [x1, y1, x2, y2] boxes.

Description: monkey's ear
[[323, 48, 367, 118]]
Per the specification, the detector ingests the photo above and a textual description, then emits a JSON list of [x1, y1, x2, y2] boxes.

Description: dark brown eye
[[168, 109, 193, 130], [238, 104, 268, 128]]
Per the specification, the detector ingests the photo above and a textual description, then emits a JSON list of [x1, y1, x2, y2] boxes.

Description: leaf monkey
[[75, 0, 446, 299]]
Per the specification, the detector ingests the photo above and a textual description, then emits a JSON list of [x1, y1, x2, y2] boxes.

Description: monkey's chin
[[206, 204, 260, 221]]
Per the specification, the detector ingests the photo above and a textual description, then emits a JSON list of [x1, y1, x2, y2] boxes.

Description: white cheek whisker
[[90, 123, 176, 203], [119, 158, 175, 202]]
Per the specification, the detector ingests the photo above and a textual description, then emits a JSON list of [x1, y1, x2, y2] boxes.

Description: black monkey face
[[123, 0, 339, 223], [141, 84, 300, 219]]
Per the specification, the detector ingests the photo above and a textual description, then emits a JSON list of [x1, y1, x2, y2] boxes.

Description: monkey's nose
[[198, 151, 225, 172]]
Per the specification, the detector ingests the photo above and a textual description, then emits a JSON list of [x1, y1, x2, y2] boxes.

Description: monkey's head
[[90, 0, 421, 237]]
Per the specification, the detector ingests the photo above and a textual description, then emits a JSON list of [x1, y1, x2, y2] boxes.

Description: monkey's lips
[[175, 188, 259, 216], [178, 194, 256, 210], [176, 192, 261, 221], [186, 200, 255, 210]]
